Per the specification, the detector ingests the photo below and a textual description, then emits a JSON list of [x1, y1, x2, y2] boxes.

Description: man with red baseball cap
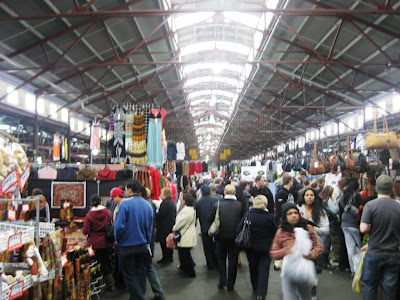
[[109, 187, 125, 221]]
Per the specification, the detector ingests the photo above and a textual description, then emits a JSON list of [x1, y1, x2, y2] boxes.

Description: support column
[[33, 93, 39, 163], [105, 128, 108, 164], [67, 111, 72, 163]]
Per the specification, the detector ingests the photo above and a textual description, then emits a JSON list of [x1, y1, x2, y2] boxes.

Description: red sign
[[8, 232, 22, 252], [1, 169, 19, 195], [9, 280, 24, 300]]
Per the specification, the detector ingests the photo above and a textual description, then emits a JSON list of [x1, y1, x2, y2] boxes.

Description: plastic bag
[[352, 252, 366, 293], [281, 228, 317, 286]]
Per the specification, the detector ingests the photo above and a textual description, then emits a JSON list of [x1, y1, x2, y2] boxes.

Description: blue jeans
[[145, 256, 165, 298], [341, 226, 361, 272], [361, 253, 400, 300], [119, 244, 148, 300]]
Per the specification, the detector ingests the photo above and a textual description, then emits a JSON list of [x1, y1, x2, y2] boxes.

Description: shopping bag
[[208, 201, 220, 237], [166, 232, 177, 249], [235, 212, 251, 249], [352, 251, 366, 293]]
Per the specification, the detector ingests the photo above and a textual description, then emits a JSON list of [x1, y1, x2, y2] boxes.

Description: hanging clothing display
[[98, 167, 117, 180], [57, 167, 77, 180], [196, 161, 203, 173], [90, 120, 100, 150], [125, 109, 134, 154], [129, 110, 147, 165], [182, 161, 189, 176], [147, 110, 162, 166], [53, 134, 60, 161], [77, 167, 98, 180], [162, 129, 167, 163], [167, 142, 177, 160], [150, 168, 161, 200], [175, 161, 182, 176], [202, 161, 208, 173], [111, 106, 126, 163], [189, 162, 196, 176], [135, 169, 152, 191], [176, 142, 185, 161], [38, 165, 57, 179]]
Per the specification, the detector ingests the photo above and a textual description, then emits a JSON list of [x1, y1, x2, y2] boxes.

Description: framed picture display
[[51, 182, 86, 208]]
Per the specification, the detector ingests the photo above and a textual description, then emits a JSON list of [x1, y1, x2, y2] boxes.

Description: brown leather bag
[[346, 137, 356, 171], [309, 142, 325, 175]]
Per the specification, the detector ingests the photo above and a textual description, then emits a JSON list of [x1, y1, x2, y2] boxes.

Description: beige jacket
[[172, 206, 197, 248]]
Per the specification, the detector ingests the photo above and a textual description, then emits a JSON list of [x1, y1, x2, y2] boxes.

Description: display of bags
[[354, 152, 370, 173], [346, 137, 356, 171], [333, 154, 346, 173], [291, 153, 302, 171], [309, 142, 325, 175], [365, 113, 398, 149], [235, 212, 251, 249], [208, 201, 220, 237]]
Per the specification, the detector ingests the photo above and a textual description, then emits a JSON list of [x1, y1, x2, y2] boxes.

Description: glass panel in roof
[[223, 12, 260, 29], [187, 89, 236, 100], [175, 12, 215, 30], [185, 76, 242, 88], [183, 63, 244, 75], [181, 41, 250, 57]]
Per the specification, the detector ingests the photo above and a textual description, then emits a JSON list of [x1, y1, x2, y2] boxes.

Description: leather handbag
[[283, 155, 292, 172], [333, 154, 346, 173], [365, 113, 398, 149], [346, 137, 356, 172], [208, 201, 220, 237], [166, 232, 176, 249], [309, 142, 325, 175], [235, 212, 251, 249], [354, 152, 370, 173], [291, 153, 302, 171]]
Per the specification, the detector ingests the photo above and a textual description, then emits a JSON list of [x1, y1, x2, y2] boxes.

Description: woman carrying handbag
[[172, 191, 197, 277]]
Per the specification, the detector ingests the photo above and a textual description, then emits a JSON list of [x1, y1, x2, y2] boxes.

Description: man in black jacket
[[197, 185, 218, 269], [156, 187, 176, 264], [249, 175, 274, 213], [208, 184, 244, 291], [274, 173, 294, 224]]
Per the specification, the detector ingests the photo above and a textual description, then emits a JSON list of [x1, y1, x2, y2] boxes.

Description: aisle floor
[[102, 232, 363, 300]]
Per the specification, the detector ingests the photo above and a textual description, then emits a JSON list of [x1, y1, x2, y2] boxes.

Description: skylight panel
[[185, 76, 239, 88], [181, 41, 250, 57], [175, 12, 215, 30]]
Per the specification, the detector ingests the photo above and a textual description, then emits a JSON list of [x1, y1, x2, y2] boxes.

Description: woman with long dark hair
[[270, 202, 322, 299]]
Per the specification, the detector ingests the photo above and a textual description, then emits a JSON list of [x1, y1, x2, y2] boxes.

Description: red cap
[[110, 188, 124, 198]]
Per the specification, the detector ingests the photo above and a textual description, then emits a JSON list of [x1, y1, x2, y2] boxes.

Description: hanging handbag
[[354, 152, 370, 173], [106, 220, 114, 242], [283, 155, 292, 172], [365, 113, 398, 149], [333, 153, 346, 173], [291, 153, 302, 171], [309, 142, 325, 175], [302, 155, 311, 171], [345, 137, 356, 172], [235, 212, 251, 249], [208, 201, 220, 237]]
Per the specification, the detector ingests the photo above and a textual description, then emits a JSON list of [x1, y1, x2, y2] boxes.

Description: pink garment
[[165, 181, 177, 202], [90, 120, 100, 150], [38, 165, 57, 179]]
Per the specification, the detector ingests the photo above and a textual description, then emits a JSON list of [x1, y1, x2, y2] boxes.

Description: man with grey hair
[[210, 183, 223, 200], [214, 177, 224, 196]]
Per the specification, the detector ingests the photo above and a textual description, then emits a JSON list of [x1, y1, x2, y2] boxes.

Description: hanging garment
[[150, 168, 161, 200], [90, 120, 100, 150], [147, 110, 162, 166], [202, 161, 208, 173], [77, 167, 98, 180], [111, 106, 126, 163], [150, 108, 167, 126], [125, 109, 134, 154], [53, 135, 61, 162], [38, 165, 58, 179], [161, 129, 167, 163], [98, 167, 117, 180], [57, 167, 77, 180], [196, 161, 203, 173], [116, 169, 133, 179], [167, 142, 177, 160], [176, 142, 185, 161], [175, 161, 182, 176], [130, 110, 147, 164], [189, 162, 196, 176], [182, 161, 189, 176]]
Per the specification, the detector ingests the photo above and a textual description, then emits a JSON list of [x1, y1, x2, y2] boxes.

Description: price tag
[[9, 280, 24, 300], [63, 202, 70, 209], [61, 253, 68, 268], [314, 161, 319, 168], [8, 232, 22, 252], [88, 246, 95, 257], [8, 209, 16, 221], [2, 170, 18, 195], [22, 204, 29, 213]]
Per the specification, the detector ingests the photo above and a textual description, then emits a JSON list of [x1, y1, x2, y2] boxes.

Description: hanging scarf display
[[90, 120, 100, 150], [111, 106, 126, 163], [125, 108, 134, 155], [53, 134, 60, 161], [129, 110, 147, 164], [147, 110, 162, 166]]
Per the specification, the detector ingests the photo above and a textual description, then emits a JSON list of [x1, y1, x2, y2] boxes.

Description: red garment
[[196, 161, 203, 173], [82, 207, 113, 249], [97, 168, 117, 180], [165, 182, 177, 202], [150, 168, 161, 200], [189, 162, 196, 176]]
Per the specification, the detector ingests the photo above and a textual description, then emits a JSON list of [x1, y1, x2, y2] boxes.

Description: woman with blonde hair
[[237, 195, 277, 300]]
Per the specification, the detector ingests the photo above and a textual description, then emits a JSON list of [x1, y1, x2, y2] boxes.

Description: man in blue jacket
[[114, 180, 154, 300]]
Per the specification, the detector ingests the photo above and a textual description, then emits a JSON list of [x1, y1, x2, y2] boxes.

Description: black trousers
[[216, 239, 239, 289], [246, 250, 272, 298], [177, 247, 195, 277], [160, 240, 173, 260], [201, 234, 218, 269], [94, 248, 113, 276]]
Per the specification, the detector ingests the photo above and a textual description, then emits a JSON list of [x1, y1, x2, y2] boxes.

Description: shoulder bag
[[365, 113, 398, 149], [167, 212, 195, 249], [208, 201, 220, 237], [235, 211, 251, 249], [309, 142, 325, 175]]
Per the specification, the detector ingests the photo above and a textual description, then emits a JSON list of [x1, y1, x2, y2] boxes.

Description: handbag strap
[[313, 142, 317, 160], [373, 113, 390, 133], [180, 211, 196, 237]]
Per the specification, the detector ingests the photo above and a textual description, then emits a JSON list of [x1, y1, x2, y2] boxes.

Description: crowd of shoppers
[[81, 170, 400, 300]]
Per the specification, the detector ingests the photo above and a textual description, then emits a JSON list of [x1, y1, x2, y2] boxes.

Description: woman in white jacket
[[172, 191, 197, 277]]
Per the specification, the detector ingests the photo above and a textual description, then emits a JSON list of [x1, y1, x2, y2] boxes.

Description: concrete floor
[[102, 232, 363, 300]]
